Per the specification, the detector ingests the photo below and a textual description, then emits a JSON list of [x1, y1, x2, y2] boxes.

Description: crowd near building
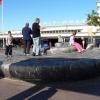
[[0, 0, 100, 47]]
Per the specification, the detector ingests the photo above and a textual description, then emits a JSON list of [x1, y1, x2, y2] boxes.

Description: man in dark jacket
[[32, 18, 41, 56], [22, 23, 32, 55]]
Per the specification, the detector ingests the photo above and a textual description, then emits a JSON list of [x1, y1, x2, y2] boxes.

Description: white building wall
[[97, 1, 100, 16], [0, 25, 99, 39]]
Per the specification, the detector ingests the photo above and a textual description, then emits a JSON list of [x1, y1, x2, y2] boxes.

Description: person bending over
[[69, 32, 84, 53]]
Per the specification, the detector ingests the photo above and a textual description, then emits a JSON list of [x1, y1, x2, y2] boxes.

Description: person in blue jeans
[[32, 18, 41, 56], [22, 23, 32, 55]]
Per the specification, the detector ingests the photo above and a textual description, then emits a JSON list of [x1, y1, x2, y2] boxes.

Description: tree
[[86, 10, 100, 44], [87, 10, 100, 26]]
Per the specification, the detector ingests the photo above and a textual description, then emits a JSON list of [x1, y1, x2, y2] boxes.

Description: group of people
[[5, 18, 85, 58], [22, 18, 51, 56], [5, 18, 41, 57], [22, 18, 41, 56]]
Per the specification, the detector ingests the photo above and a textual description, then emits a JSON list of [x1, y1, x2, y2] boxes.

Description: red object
[[0, 0, 2, 5]]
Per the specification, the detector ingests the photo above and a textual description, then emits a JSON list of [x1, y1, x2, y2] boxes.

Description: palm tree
[[87, 10, 100, 44], [87, 10, 100, 26]]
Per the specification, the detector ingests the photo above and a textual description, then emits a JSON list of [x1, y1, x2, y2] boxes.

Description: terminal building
[[0, 0, 100, 47]]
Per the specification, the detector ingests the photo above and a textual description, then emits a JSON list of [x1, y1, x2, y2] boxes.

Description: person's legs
[[35, 37, 41, 56], [44, 48, 48, 55], [32, 38, 36, 55], [5, 45, 9, 56], [32, 37, 41, 56], [23, 40, 27, 54], [26, 40, 30, 54], [8, 45, 12, 56], [72, 42, 83, 52]]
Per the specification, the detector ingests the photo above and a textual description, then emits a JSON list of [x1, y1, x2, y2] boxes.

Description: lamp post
[[1, 0, 5, 49]]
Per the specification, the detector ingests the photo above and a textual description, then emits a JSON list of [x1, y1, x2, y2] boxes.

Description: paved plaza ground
[[0, 48, 100, 100], [0, 48, 100, 63]]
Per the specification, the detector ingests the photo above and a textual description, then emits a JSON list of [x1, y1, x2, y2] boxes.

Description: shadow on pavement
[[26, 87, 57, 100], [8, 83, 57, 100], [8, 77, 100, 100]]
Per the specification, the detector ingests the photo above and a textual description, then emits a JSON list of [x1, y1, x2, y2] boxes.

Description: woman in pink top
[[69, 32, 84, 53]]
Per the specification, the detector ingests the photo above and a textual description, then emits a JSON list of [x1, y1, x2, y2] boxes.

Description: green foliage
[[87, 10, 100, 26]]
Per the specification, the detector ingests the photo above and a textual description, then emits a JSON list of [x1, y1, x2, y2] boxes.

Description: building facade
[[0, 0, 100, 47]]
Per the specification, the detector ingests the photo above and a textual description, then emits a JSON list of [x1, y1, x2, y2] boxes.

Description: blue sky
[[0, 0, 97, 31]]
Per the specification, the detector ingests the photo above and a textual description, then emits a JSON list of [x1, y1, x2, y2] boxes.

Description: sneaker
[[26, 54, 30, 56], [77, 51, 82, 53], [36, 54, 41, 56], [23, 53, 26, 56], [35, 55, 39, 56], [82, 49, 85, 52], [32, 52, 35, 56]]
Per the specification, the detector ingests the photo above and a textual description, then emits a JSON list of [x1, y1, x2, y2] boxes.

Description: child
[[5, 31, 13, 57]]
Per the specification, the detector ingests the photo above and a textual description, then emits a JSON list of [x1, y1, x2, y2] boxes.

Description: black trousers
[[5, 45, 12, 55], [23, 40, 31, 54], [44, 48, 49, 55]]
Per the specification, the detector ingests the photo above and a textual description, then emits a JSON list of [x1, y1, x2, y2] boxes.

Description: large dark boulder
[[0, 61, 4, 77], [69, 59, 97, 80], [8, 58, 99, 81], [9, 58, 72, 81], [95, 59, 100, 75]]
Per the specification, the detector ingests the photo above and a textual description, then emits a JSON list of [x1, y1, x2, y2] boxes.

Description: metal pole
[[1, 0, 4, 49]]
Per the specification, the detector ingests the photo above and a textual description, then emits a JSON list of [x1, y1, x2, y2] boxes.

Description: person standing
[[32, 18, 41, 56], [5, 31, 13, 57], [22, 23, 32, 55], [81, 37, 85, 49]]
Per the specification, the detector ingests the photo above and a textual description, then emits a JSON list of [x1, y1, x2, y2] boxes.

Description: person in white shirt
[[81, 37, 85, 49], [69, 35, 74, 45], [5, 31, 13, 57], [69, 32, 84, 53], [58, 35, 63, 43]]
